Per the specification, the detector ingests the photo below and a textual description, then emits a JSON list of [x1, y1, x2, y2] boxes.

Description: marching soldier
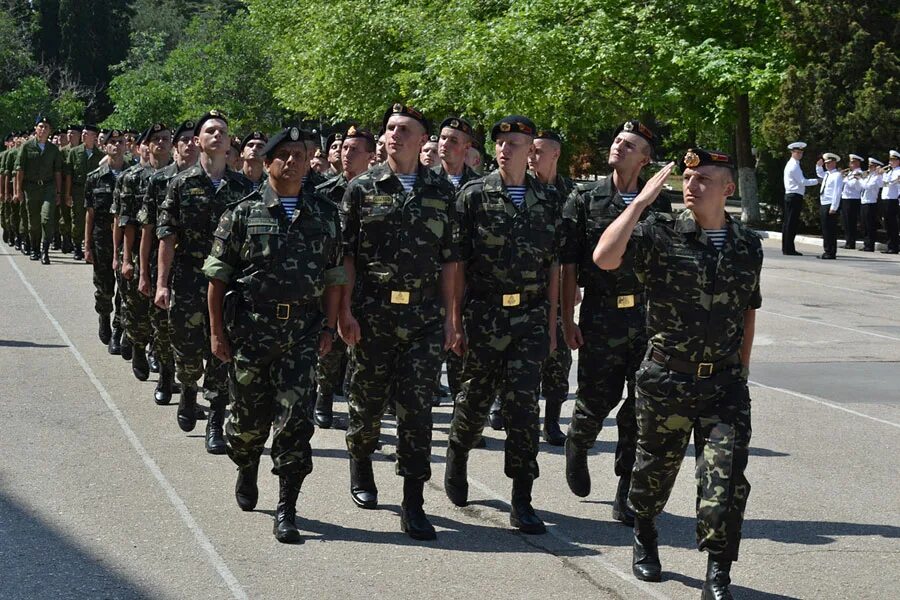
[[860, 158, 883, 252], [314, 125, 375, 429], [65, 125, 104, 261], [815, 153, 843, 259], [15, 116, 63, 264], [0, 134, 14, 246], [205, 126, 346, 543], [57, 125, 82, 253], [339, 103, 461, 540], [238, 131, 267, 191], [840, 154, 864, 249], [781, 142, 820, 256], [595, 149, 761, 600], [445, 115, 560, 535], [880, 150, 900, 254]]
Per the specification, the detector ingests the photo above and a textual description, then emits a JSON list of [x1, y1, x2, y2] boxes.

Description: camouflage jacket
[[433, 163, 481, 191], [457, 170, 562, 294], [203, 181, 346, 305], [562, 176, 674, 296], [630, 209, 763, 363], [15, 138, 62, 183], [85, 164, 125, 229], [139, 162, 187, 229], [316, 172, 349, 205], [157, 164, 251, 260], [64, 144, 104, 189], [341, 162, 459, 295], [117, 162, 169, 228]]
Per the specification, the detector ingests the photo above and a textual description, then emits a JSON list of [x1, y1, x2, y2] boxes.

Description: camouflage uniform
[[203, 182, 346, 475], [341, 162, 459, 480], [15, 137, 63, 249], [65, 144, 103, 251], [0, 149, 14, 240], [448, 171, 561, 480], [157, 165, 251, 406], [84, 164, 124, 330], [562, 178, 673, 474], [627, 209, 762, 561]]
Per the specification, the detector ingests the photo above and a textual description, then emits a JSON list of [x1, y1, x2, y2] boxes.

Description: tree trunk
[[735, 91, 760, 225]]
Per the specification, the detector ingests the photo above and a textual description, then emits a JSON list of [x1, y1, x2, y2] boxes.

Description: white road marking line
[[757, 309, 900, 342], [749, 380, 900, 430], [5, 254, 248, 600], [763, 273, 900, 301]]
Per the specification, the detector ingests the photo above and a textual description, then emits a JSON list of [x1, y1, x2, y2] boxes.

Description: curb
[[754, 230, 889, 252]]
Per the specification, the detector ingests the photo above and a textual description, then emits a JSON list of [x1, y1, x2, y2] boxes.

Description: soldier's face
[[438, 128, 470, 166], [82, 130, 98, 149], [824, 159, 836, 170], [342, 137, 373, 176], [385, 116, 427, 161], [682, 166, 735, 210], [328, 139, 342, 164], [494, 132, 532, 171], [420, 142, 439, 167], [850, 159, 861, 169], [176, 133, 198, 163], [790, 149, 804, 160], [67, 131, 81, 146], [266, 141, 308, 184], [35, 123, 51, 141], [242, 139, 266, 161], [375, 135, 387, 162], [890, 158, 899, 167], [310, 156, 326, 173], [609, 132, 650, 171], [149, 130, 173, 160], [528, 139, 560, 174], [106, 137, 125, 158], [197, 119, 228, 155], [139, 142, 151, 162]]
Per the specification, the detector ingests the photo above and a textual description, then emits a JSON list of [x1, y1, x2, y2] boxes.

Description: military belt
[[587, 292, 643, 309], [467, 288, 546, 307], [373, 285, 438, 305], [249, 299, 317, 320], [649, 347, 741, 379], [26, 179, 51, 186]]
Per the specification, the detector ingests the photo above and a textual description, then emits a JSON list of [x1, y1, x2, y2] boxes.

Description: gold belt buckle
[[617, 294, 635, 309], [276, 303, 291, 320], [390, 291, 410, 305], [697, 362, 714, 378], [502, 293, 521, 307]]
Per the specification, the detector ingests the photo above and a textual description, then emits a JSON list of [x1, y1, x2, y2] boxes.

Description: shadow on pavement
[[0, 339, 68, 349], [666, 572, 804, 600]]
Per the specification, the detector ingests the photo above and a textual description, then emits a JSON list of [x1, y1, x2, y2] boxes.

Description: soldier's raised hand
[[632, 162, 675, 209]]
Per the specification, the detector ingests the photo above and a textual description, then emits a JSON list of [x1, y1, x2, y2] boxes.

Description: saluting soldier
[[595, 149, 761, 600], [561, 121, 674, 526], [880, 150, 900, 254], [314, 125, 375, 429], [205, 126, 346, 543], [815, 153, 843, 259], [64, 124, 104, 261], [840, 154, 864, 249], [860, 158, 883, 252], [445, 115, 561, 535], [781, 141, 820, 256], [339, 103, 462, 541], [156, 110, 251, 448], [15, 116, 64, 264], [238, 131, 267, 191]]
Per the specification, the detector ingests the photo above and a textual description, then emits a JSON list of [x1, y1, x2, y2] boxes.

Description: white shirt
[[816, 165, 842, 210], [882, 167, 900, 200], [841, 169, 863, 199], [783, 157, 819, 194], [862, 172, 882, 204]]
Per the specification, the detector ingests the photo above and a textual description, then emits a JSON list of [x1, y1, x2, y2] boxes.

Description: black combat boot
[[52, 232, 60, 250], [22, 236, 31, 255], [72, 244, 84, 261], [147, 347, 160, 373], [235, 461, 259, 511], [108, 326, 123, 355], [541, 396, 566, 446], [98, 314, 112, 345], [701, 556, 733, 600], [401, 478, 437, 541], [510, 478, 546, 534], [131, 343, 149, 381], [205, 402, 227, 454], [154, 362, 174, 405], [632, 517, 662, 582], [176, 383, 199, 432], [273, 475, 304, 544], [14, 234, 21, 251], [120, 335, 132, 361], [314, 392, 334, 428], [565, 436, 591, 497], [488, 397, 505, 430], [611, 474, 636, 526], [40, 240, 50, 264], [349, 457, 378, 509], [444, 442, 469, 507], [62, 235, 72, 254]]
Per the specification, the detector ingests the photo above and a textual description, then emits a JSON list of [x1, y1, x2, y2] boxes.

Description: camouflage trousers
[[23, 183, 56, 246], [121, 240, 152, 347], [90, 223, 122, 328], [629, 356, 751, 561], [225, 298, 319, 477], [345, 296, 443, 481], [169, 257, 228, 406], [567, 300, 646, 477], [19, 198, 27, 236], [444, 350, 464, 401], [58, 202, 71, 240], [70, 187, 86, 245], [449, 296, 550, 480], [147, 248, 173, 366], [539, 316, 572, 400], [1, 200, 16, 236], [316, 335, 348, 397]]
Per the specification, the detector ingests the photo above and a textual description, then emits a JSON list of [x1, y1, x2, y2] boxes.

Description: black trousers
[[841, 198, 860, 247], [782, 193, 803, 253], [861, 203, 878, 250], [819, 204, 838, 257], [881, 198, 899, 251]]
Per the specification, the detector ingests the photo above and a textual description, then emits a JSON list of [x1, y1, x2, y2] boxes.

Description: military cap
[[107, 129, 124, 140], [34, 115, 51, 126], [428, 134, 438, 143], [344, 125, 376, 150], [239, 131, 268, 151], [193, 109, 228, 135], [172, 120, 195, 140], [868, 157, 884, 166], [67, 124, 83, 132], [381, 102, 430, 132], [535, 129, 562, 144], [82, 124, 100, 134], [326, 131, 344, 150], [787, 141, 807, 150], [615, 120, 657, 151], [230, 136, 241, 150], [890, 150, 900, 159], [261, 126, 308, 158], [134, 130, 146, 146], [490, 115, 536, 141], [142, 123, 169, 143], [678, 148, 735, 172], [822, 152, 840, 162], [4, 133, 13, 142], [439, 117, 474, 138], [848, 153, 864, 162]]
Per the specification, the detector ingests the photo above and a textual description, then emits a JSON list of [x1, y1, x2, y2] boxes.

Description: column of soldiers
[[2, 106, 786, 600], [782, 142, 900, 256]]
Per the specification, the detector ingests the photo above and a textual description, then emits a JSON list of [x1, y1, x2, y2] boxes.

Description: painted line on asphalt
[[757, 309, 900, 342], [5, 253, 249, 600], [749, 379, 900, 430], [763, 273, 900, 301]]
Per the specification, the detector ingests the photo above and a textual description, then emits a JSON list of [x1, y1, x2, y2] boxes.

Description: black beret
[[615, 120, 658, 150], [142, 123, 169, 143], [678, 147, 735, 172], [240, 131, 268, 151], [68, 124, 83, 132], [82, 124, 100, 134], [107, 129, 124, 140], [344, 125, 375, 150], [173, 120, 195, 140], [134, 129, 147, 145], [261, 126, 308, 158], [326, 132, 344, 149], [193, 109, 228, 135], [4, 133, 13, 142], [535, 129, 562, 144], [427, 134, 438, 143], [381, 103, 430, 133], [490, 115, 536, 141], [230, 136, 241, 150], [34, 115, 51, 126], [438, 117, 474, 138]]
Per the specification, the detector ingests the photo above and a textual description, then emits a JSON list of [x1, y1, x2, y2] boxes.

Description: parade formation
[[1, 106, 899, 600]]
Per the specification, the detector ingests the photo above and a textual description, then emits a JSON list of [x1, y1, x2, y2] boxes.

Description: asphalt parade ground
[[1, 235, 898, 600]]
